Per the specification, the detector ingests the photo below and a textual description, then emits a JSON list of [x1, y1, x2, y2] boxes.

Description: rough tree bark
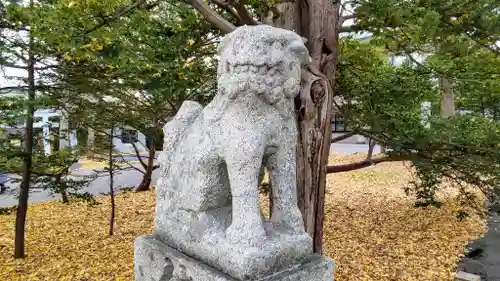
[[265, 0, 339, 254], [187, 0, 340, 254], [14, 10, 35, 258]]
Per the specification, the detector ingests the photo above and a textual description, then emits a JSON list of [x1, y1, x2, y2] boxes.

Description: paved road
[[458, 212, 500, 281], [0, 144, 375, 208], [0, 164, 160, 208]]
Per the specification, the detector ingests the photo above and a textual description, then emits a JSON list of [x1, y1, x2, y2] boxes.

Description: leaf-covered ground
[[0, 153, 486, 281], [76, 157, 140, 170]]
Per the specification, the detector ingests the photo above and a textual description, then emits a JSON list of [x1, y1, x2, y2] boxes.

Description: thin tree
[[14, 0, 36, 258], [107, 127, 116, 236]]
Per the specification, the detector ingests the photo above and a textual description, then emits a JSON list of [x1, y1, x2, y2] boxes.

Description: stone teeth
[[226, 63, 277, 75]]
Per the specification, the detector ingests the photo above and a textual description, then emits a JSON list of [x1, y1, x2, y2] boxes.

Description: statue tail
[[157, 101, 203, 167]]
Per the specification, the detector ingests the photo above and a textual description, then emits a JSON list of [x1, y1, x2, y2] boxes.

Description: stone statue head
[[217, 25, 311, 106]]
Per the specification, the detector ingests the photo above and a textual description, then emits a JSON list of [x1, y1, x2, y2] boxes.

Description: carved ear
[[288, 39, 310, 66], [217, 31, 236, 54], [300, 36, 308, 44]]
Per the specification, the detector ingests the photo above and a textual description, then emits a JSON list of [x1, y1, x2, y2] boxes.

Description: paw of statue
[[225, 219, 267, 247]]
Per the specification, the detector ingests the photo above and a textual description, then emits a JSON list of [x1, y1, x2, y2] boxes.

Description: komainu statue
[[135, 24, 334, 281]]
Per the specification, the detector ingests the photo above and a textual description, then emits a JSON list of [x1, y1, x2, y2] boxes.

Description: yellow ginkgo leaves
[[81, 38, 105, 52], [0, 153, 486, 281]]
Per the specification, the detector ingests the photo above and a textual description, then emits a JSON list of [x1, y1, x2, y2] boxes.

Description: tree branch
[[187, 0, 236, 34], [232, 0, 259, 25], [0, 22, 28, 31], [439, 17, 500, 56], [83, 0, 152, 35], [326, 155, 410, 173], [339, 24, 359, 33], [0, 60, 57, 71], [210, 0, 241, 22], [366, 138, 376, 160], [330, 132, 355, 143], [116, 154, 146, 174], [129, 140, 148, 170], [0, 84, 61, 93], [211, 0, 241, 23]]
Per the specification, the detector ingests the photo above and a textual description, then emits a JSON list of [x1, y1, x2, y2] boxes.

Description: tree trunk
[[60, 188, 69, 204], [56, 173, 69, 204], [136, 140, 156, 192], [439, 77, 455, 117], [270, 0, 339, 254], [380, 145, 387, 154], [59, 110, 70, 149], [86, 127, 95, 159], [108, 127, 115, 236], [14, 16, 35, 258]]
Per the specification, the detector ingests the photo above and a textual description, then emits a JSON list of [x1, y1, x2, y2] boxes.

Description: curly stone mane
[[205, 25, 310, 122]]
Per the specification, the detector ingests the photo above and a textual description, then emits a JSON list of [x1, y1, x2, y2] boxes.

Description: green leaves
[[352, 0, 500, 70], [335, 31, 500, 213], [40, 0, 216, 138]]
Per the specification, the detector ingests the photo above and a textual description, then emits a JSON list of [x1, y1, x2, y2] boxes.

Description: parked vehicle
[[0, 173, 9, 194]]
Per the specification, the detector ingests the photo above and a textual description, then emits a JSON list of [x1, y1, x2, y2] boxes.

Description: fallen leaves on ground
[[77, 157, 109, 170], [76, 157, 140, 171], [0, 153, 486, 281], [323, 153, 486, 281], [0, 191, 155, 281]]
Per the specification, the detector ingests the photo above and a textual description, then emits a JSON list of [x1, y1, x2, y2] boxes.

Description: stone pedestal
[[135, 234, 335, 281]]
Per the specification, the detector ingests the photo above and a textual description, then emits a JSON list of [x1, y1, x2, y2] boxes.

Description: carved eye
[[272, 40, 285, 49], [288, 41, 307, 56]]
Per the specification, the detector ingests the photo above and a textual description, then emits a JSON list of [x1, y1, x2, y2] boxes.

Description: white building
[[0, 96, 149, 155]]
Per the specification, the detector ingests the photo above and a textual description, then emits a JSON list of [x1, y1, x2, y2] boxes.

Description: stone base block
[[134, 234, 335, 281]]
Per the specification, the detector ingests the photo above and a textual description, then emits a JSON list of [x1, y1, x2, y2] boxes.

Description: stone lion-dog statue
[[153, 24, 313, 280]]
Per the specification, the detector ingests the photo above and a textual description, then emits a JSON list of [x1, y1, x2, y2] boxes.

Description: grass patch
[[0, 153, 486, 281]]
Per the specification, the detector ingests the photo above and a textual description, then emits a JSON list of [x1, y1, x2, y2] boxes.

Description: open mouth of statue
[[225, 61, 284, 75]]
